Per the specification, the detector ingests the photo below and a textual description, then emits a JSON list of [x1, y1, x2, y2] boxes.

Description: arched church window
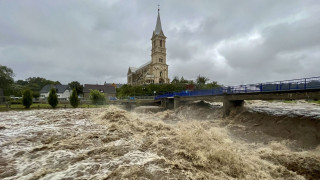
[[160, 40, 162, 47], [159, 58, 163, 63], [160, 71, 163, 77]]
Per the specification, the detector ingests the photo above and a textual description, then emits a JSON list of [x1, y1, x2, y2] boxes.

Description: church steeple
[[153, 7, 165, 36], [151, 5, 167, 74], [154, 12, 163, 35]]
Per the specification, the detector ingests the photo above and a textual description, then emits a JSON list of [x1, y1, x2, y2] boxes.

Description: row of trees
[[22, 88, 80, 108], [21, 88, 106, 109], [117, 75, 221, 97], [171, 75, 219, 89]]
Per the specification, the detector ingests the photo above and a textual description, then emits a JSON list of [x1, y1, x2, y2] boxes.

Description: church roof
[[154, 12, 162, 34], [40, 84, 70, 93], [153, 11, 165, 36], [129, 67, 138, 73], [83, 84, 116, 94], [139, 61, 151, 69]]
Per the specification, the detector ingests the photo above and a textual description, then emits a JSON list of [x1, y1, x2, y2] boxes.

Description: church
[[127, 8, 169, 85]]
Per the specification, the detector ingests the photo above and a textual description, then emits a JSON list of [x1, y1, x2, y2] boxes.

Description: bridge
[[155, 76, 320, 116]]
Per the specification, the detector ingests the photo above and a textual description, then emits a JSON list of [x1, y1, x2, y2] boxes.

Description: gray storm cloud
[[0, 0, 319, 85]]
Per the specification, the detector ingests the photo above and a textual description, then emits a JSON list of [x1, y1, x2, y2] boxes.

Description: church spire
[[154, 5, 164, 35]]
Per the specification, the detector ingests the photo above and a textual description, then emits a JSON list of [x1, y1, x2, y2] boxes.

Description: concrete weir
[[169, 95, 243, 117]]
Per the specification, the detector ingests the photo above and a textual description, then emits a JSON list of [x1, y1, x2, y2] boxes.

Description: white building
[[40, 85, 71, 100]]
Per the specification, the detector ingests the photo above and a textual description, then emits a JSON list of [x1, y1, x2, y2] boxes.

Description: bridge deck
[[156, 76, 320, 102], [174, 89, 320, 102]]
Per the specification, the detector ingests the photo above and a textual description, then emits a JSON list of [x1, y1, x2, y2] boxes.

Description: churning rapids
[[0, 101, 320, 179]]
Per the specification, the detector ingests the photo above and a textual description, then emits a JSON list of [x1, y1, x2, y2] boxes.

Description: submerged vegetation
[[90, 89, 106, 105]]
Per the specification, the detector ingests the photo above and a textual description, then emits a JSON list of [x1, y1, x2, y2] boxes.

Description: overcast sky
[[0, 0, 319, 86]]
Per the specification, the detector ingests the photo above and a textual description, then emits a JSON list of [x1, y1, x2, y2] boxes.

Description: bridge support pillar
[[161, 99, 167, 108], [223, 100, 244, 117], [124, 102, 135, 111], [174, 96, 181, 109]]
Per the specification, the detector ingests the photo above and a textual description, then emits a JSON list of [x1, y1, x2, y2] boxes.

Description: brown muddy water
[[0, 101, 319, 179]]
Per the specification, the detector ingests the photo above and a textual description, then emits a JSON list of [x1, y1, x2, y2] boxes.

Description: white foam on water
[[0, 104, 319, 179]]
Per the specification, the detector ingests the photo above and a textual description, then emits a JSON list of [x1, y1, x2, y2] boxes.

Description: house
[[104, 83, 124, 89], [40, 85, 71, 100], [83, 84, 116, 99]]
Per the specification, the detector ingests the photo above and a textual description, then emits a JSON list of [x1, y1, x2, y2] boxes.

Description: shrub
[[32, 91, 40, 99], [90, 89, 105, 105], [48, 88, 58, 108], [69, 88, 79, 108], [22, 89, 33, 108]]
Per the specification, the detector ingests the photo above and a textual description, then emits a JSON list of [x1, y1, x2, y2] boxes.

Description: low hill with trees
[[1, 65, 62, 98]]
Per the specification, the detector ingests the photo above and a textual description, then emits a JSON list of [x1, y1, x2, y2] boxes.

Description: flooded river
[[0, 101, 319, 179]]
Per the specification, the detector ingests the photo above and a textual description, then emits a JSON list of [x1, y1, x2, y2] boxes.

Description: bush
[[48, 88, 58, 108], [69, 88, 79, 108], [32, 91, 40, 99], [22, 89, 33, 108], [90, 90, 105, 105]]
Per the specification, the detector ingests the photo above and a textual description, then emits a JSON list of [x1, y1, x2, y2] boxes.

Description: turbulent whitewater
[[0, 101, 319, 179]]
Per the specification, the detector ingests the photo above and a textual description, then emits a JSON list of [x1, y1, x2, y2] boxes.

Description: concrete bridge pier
[[160, 98, 174, 109], [124, 102, 136, 111], [223, 99, 244, 117], [160, 99, 167, 108], [174, 96, 181, 109]]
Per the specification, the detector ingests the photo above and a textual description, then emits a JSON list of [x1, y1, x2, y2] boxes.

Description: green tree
[[68, 81, 83, 95], [196, 75, 209, 84], [206, 81, 220, 89], [26, 77, 61, 92], [48, 88, 58, 108], [90, 90, 105, 105], [32, 91, 40, 99], [180, 76, 189, 83], [16, 80, 28, 86], [0, 65, 14, 95], [22, 89, 33, 108], [69, 88, 79, 108], [171, 76, 180, 84], [6, 84, 23, 97]]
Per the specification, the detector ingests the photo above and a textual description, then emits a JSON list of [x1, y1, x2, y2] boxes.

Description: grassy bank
[[0, 103, 109, 111], [308, 100, 320, 104]]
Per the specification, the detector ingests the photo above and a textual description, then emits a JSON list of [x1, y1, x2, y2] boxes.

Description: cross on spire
[[154, 3, 165, 36]]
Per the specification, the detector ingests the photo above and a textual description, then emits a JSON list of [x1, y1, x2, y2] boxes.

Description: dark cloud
[[0, 0, 319, 86]]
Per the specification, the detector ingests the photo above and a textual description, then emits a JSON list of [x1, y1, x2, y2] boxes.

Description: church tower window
[[160, 40, 162, 47]]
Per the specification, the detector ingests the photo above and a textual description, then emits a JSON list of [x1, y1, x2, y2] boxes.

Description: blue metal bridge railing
[[155, 76, 320, 100]]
